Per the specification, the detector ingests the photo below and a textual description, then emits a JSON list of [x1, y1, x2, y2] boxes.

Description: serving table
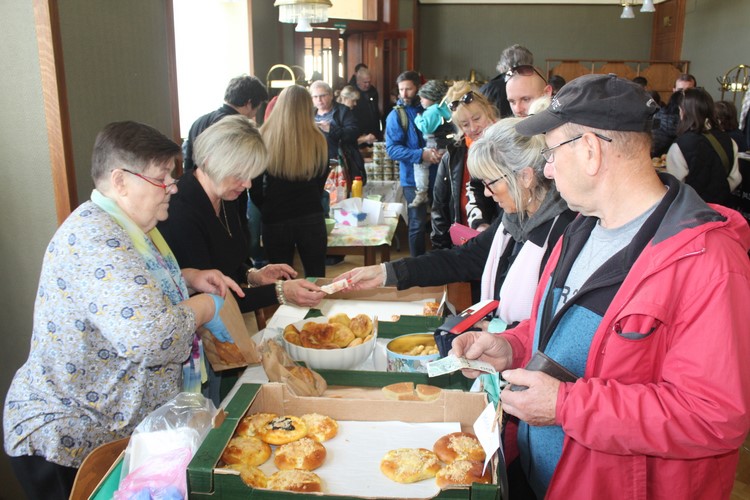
[[326, 215, 399, 266]]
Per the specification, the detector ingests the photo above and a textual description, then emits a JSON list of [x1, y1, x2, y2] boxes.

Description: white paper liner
[[256, 420, 460, 498]]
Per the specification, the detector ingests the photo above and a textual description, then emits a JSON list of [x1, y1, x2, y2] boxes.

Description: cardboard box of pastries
[[187, 382, 504, 499]]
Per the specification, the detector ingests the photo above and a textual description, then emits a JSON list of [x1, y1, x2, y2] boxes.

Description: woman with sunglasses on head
[[431, 81, 499, 251], [158, 115, 325, 405], [4, 121, 242, 500]]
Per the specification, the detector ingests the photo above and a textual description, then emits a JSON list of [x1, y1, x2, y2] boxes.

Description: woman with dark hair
[[666, 88, 742, 206], [715, 100, 748, 152]]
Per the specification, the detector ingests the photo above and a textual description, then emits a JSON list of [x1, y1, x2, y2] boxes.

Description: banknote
[[320, 278, 353, 295], [427, 354, 497, 377]]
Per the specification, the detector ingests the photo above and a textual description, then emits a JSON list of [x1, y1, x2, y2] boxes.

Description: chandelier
[[274, 0, 333, 32]]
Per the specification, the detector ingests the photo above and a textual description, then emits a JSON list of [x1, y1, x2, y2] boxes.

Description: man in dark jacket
[[350, 67, 382, 142], [480, 44, 534, 118]]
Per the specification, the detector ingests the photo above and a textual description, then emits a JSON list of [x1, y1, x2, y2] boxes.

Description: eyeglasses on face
[[540, 133, 613, 163], [482, 174, 508, 193], [504, 65, 548, 84], [121, 168, 178, 193], [448, 91, 475, 112]]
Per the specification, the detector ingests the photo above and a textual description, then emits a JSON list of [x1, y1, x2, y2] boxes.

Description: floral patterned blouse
[[3, 202, 196, 467]]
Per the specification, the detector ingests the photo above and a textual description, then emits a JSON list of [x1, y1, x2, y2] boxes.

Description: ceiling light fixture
[[274, 0, 332, 33], [640, 0, 656, 12], [620, 3, 635, 18]]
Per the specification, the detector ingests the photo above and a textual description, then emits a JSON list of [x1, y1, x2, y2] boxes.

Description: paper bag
[[199, 293, 260, 371], [260, 340, 327, 396]]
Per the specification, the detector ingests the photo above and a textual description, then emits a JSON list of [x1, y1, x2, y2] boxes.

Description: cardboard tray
[[188, 382, 504, 500]]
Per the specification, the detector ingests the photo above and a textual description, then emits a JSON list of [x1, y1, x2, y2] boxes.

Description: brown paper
[[199, 293, 261, 371], [260, 340, 327, 396]]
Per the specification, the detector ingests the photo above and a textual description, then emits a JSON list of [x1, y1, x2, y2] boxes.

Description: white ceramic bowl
[[281, 317, 377, 370]]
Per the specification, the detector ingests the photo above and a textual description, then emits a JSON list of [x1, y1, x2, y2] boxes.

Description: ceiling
[[419, 0, 666, 4]]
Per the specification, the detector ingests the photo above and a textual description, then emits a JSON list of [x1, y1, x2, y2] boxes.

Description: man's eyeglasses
[[504, 65, 548, 83], [122, 168, 178, 193], [447, 91, 475, 112], [540, 133, 613, 163], [482, 174, 507, 193]]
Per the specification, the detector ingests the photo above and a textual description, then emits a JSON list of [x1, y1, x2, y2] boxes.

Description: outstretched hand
[[449, 330, 513, 379], [250, 263, 297, 286], [332, 265, 383, 291], [283, 279, 326, 308], [183, 268, 244, 298]]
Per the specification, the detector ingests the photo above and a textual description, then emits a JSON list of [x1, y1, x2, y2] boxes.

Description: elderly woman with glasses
[[431, 81, 500, 251], [4, 121, 242, 500], [158, 115, 325, 405]]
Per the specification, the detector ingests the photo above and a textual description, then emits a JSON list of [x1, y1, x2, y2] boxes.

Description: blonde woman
[[431, 81, 499, 249], [251, 85, 329, 277], [337, 85, 360, 109]]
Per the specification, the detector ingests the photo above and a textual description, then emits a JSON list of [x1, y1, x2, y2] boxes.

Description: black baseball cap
[[515, 73, 659, 136]]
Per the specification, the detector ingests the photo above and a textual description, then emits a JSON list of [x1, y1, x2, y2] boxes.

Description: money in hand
[[427, 355, 497, 377]]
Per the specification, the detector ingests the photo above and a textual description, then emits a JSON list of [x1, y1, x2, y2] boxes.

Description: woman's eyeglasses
[[122, 168, 179, 193], [540, 133, 613, 163], [482, 174, 507, 193], [447, 91, 475, 112], [504, 65, 548, 83]]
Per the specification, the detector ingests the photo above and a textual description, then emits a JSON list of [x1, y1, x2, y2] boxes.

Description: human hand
[[283, 279, 325, 307], [203, 294, 234, 343], [499, 369, 560, 426], [183, 269, 244, 298], [363, 133, 376, 144], [249, 264, 297, 286], [449, 330, 513, 378], [317, 121, 331, 133], [476, 223, 490, 233], [334, 265, 383, 290], [421, 148, 443, 165]]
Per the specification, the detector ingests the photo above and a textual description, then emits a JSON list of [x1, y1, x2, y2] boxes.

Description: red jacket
[[503, 182, 750, 499]]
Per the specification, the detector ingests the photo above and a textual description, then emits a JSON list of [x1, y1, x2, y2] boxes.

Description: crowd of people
[[4, 42, 750, 500]]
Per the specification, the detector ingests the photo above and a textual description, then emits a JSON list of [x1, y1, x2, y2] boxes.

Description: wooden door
[[651, 0, 686, 61], [378, 29, 414, 116], [295, 30, 343, 88]]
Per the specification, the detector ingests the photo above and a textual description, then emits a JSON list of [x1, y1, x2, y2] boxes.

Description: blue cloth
[[204, 294, 233, 343]]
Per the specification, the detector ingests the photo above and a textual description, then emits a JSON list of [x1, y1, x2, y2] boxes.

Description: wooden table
[[326, 216, 399, 266]]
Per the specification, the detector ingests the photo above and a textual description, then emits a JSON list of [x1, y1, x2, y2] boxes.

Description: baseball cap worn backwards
[[515, 73, 659, 136]]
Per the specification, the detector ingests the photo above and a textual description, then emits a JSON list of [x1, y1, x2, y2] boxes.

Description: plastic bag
[[114, 393, 218, 500], [324, 160, 348, 205]]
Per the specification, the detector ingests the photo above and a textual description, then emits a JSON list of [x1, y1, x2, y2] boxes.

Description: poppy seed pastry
[[258, 415, 308, 445], [236, 412, 278, 437]]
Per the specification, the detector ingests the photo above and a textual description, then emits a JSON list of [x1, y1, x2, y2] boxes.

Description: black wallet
[[509, 351, 578, 391]]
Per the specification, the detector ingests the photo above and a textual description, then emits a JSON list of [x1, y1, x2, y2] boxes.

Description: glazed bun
[[380, 448, 441, 483], [349, 314, 373, 338], [435, 460, 491, 488], [433, 432, 485, 463], [274, 437, 327, 471], [328, 313, 351, 327], [267, 470, 323, 492], [236, 412, 277, 437], [258, 415, 308, 445], [220, 436, 271, 467]]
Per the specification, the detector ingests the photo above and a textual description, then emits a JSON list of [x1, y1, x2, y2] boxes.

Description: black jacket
[[431, 140, 498, 249], [328, 103, 366, 184], [675, 130, 735, 205], [480, 74, 513, 119], [351, 85, 381, 141], [183, 104, 239, 172]]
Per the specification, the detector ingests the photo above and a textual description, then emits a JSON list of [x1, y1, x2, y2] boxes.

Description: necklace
[[218, 200, 232, 238]]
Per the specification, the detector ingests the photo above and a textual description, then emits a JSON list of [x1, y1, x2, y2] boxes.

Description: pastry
[[274, 437, 327, 471], [220, 435, 271, 467], [283, 324, 301, 346], [266, 470, 323, 492], [328, 312, 351, 327], [349, 314, 373, 339], [299, 322, 337, 349], [423, 301, 441, 316], [380, 448, 442, 483], [329, 323, 355, 347], [300, 413, 338, 442], [287, 365, 316, 386], [415, 384, 442, 401], [435, 460, 492, 488], [258, 415, 308, 445], [223, 463, 268, 488], [382, 382, 415, 401], [236, 412, 277, 437], [433, 432, 485, 463]]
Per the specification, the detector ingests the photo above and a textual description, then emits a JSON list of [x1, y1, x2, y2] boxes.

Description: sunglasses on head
[[504, 65, 548, 83], [447, 91, 475, 112]]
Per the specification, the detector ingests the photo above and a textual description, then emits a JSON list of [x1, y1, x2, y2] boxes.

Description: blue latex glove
[[204, 294, 234, 344]]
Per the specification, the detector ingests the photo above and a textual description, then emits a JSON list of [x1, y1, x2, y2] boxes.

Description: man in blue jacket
[[385, 71, 443, 256]]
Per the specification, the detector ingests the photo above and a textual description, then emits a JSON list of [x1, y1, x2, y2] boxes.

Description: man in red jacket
[[453, 74, 750, 499]]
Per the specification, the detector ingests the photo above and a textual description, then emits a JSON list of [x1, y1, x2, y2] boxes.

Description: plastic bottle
[[351, 176, 363, 198]]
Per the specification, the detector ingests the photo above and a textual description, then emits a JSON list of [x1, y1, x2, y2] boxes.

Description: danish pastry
[[329, 323, 356, 347], [300, 413, 338, 442], [349, 314, 373, 339], [299, 322, 337, 349], [223, 463, 268, 488], [433, 432, 485, 463], [220, 436, 271, 467], [380, 448, 441, 483], [236, 412, 277, 437], [328, 312, 351, 327], [267, 470, 323, 492], [274, 437, 327, 471], [283, 324, 301, 346], [258, 415, 308, 445], [435, 460, 492, 488]]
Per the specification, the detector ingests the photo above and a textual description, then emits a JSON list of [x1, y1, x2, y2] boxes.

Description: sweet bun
[[258, 415, 308, 445], [349, 314, 373, 339], [328, 312, 351, 327], [224, 463, 268, 488], [423, 301, 440, 316], [274, 437, 327, 471], [300, 413, 338, 442], [283, 324, 302, 346], [267, 470, 323, 492], [416, 384, 442, 401], [220, 436, 271, 467], [236, 412, 277, 437], [435, 460, 492, 488], [382, 382, 415, 401], [300, 322, 337, 349], [329, 323, 355, 347], [433, 432, 485, 463], [380, 448, 441, 483]]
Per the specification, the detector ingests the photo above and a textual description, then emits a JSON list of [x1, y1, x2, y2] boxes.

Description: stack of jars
[[370, 142, 399, 181]]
